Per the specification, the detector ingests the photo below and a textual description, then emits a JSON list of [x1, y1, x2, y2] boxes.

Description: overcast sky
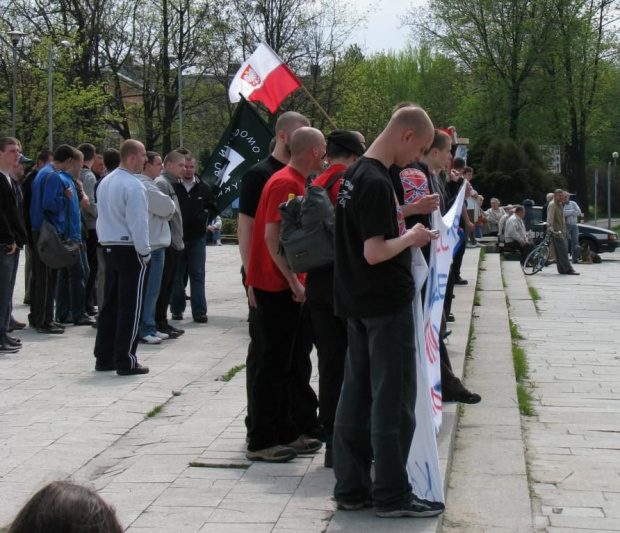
[[347, 0, 428, 54]]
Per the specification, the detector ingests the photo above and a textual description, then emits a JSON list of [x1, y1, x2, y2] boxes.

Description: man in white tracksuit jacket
[[94, 140, 151, 376]]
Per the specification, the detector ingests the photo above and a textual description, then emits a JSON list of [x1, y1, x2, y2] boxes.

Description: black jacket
[[0, 172, 27, 248], [174, 179, 216, 242]]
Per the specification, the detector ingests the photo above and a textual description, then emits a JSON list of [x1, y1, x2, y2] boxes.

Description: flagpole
[[299, 84, 338, 130]]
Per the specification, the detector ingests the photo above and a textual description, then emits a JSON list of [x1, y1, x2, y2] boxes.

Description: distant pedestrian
[[94, 140, 151, 375], [547, 189, 579, 276], [563, 191, 581, 264]]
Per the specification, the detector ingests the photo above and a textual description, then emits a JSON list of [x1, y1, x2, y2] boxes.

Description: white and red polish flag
[[228, 43, 302, 114]]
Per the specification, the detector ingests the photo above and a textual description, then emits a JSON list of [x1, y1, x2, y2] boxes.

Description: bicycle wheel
[[522, 245, 550, 275]]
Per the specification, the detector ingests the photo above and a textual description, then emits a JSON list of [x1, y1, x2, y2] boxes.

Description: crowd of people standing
[[0, 136, 218, 366]]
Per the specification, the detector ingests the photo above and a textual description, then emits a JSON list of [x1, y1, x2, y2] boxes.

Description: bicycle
[[521, 225, 558, 275]]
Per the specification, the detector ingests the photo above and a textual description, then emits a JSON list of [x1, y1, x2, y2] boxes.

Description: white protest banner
[[407, 182, 466, 504], [424, 183, 466, 431]]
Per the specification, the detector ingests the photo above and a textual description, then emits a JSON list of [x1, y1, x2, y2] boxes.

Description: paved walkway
[[0, 245, 479, 532], [509, 253, 620, 532]]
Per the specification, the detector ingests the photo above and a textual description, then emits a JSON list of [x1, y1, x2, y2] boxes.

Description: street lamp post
[[177, 63, 184, 148], [8, 30, 24, 137], [612, 152, 619, 230], [43, 40, 71, 150]]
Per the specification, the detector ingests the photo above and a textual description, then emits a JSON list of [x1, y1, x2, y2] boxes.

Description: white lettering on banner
[[216, 148, 246, 187], [407, 183, 467, 505]]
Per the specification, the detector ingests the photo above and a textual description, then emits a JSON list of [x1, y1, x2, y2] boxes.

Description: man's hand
[[64, 188, 74, 200], [289, 277, 305, 303], [247, 285, 257, 308], [80, 195, 90, 209], [6, 243, 16, 255], [467, 221, 475, 231], [415, 193, 440, 215], [406, 223, 439, 248], [450, 169, 461, 182]]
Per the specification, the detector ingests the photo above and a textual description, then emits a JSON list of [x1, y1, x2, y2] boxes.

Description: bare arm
[[237, 213, 254, 271], [265, 221, 304, 302], [364, 223, 436, 265]]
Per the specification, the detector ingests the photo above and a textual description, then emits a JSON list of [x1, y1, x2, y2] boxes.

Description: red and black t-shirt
[[245, 166, 307, 292]]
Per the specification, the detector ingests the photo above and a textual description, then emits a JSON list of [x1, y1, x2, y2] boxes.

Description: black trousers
[[306, 267, 347, 437], [247, 288, 318, 451], [94, 245, 148, 371], [29, 231, 58, 328], [451, 227, 466, 280], [155, 247, 181, 327], [84, 229, 99, 308]]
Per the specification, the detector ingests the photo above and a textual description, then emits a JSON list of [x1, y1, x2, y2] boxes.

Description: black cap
[[327, 130, 365, 157]]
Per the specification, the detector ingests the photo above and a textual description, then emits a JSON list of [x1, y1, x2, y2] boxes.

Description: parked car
[[523, 205, 619, 254]]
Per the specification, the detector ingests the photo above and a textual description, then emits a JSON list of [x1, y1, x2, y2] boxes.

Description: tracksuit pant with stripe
[[94, 245, 149, 371]]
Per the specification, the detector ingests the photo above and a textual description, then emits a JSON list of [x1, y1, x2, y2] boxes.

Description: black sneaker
[[5, 337, 21, 348], [376, 495, 445, 518], [117, 363, 150, 376], [171, 313, 183, 320], [454, 278, 468, 285], [336, 497, 373, 510], [9, 319, 26, 330], [0, 342, 20, 353], [36, 324, 65, 334], [95, 362, 116, 371]]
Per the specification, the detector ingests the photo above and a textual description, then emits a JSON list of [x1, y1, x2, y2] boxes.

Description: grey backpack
[[278, 171, 343, 273]]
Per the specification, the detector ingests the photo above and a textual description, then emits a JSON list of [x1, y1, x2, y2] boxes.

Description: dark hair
[[175, 147, 192, 157], [514, 205, 524, 215], [7, 481, 123, 533], [77, 143, 96, 162], [0, 136, 19, 152], [37, 150, 54, 165], [453, 157, 466, 170], [54, 144, 77, 163], [146, 151, 160, 165], [424, 130, 452, 156], [164, 151, 185, 165], [103, 148, 120, 172], [464, 166, 473, 174]]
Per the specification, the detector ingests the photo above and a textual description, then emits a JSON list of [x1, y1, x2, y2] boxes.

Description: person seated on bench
[[504, 205, 534, 264]]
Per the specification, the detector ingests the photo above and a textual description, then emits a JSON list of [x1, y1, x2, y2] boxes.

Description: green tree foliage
[[471, 137, 565, 207]]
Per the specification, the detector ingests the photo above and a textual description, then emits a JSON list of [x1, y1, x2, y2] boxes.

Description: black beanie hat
[[327, 130, 365, 157]]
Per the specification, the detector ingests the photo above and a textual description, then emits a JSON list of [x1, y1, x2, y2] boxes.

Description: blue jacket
[[59, 171, 82, 241], [30, 163, 69, 236]]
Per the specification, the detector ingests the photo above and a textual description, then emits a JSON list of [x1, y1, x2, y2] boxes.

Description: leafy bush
[[221, 217, 238, 236]]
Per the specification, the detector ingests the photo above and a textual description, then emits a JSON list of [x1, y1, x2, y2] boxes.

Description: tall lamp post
[[33, 39, 72, 150], [7, 30, 24, 137], [612, 152, 619, 230], [177, 62, 184, 147]]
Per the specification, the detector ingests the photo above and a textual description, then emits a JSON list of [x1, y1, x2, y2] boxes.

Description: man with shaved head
[[238, 110, 310, 443], [332, 107, 445, 518], [94, 139, 151, 375], [243, 126, 325, 463]]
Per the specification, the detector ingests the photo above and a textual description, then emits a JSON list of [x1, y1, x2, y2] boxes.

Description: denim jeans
[[333, 306, 416, 510], [566, 224, 579, 264], [0, 245, 19, 341], [139, 247, 165, 337], [171, 235, 207, 318], [56, 244, 89, 322]]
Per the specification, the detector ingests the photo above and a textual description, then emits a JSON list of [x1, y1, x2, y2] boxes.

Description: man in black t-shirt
[[237, 111, 320, 446], [333, 107, 444, 518]]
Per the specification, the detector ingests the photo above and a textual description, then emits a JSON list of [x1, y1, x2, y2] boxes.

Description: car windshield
[[524, 207, 542, 229]]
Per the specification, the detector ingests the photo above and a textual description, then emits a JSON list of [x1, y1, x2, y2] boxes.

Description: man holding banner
[[332, 106, 445, 518]]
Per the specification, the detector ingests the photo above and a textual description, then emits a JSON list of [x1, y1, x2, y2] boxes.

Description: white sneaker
[[216, 240, 222, 246], [154, 331, 169, 340], [140, 335, 162, 344]]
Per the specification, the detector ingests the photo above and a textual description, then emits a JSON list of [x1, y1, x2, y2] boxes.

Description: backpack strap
[[325, 170, 346, 191]]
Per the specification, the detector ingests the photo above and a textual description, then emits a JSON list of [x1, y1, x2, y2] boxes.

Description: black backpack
[[278, 171, 343, 273]]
